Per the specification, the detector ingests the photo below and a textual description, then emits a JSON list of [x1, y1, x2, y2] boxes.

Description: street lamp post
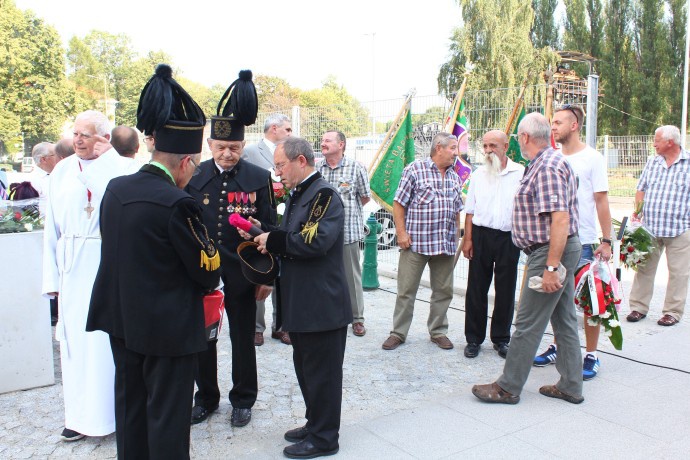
[[364, 32, 376, 137]]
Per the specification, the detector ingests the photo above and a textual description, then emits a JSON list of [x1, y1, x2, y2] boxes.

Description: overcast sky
[[16, 0, 462, 102]]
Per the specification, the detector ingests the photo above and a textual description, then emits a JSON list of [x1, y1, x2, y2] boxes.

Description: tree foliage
[[0, 0, 69, 153], [299, 76, 370, 142], [438, 0, 558, 96], [531, 0, 560, 49]]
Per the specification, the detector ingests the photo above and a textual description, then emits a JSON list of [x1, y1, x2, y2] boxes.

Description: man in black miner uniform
[[186, 70, 276, 428], [253, 136, 351, 459], [86, 64, 221, 459]]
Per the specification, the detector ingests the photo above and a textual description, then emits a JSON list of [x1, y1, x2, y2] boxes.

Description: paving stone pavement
[[1, 265, 688, 459]]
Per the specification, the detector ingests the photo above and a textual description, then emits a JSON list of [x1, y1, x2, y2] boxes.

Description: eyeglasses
[[189, 158, 201, 176], [274, 156, 300, 173]]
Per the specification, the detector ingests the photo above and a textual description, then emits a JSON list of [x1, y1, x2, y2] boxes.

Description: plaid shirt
[[637, 149, 690, 237], [394, 157, 464, 255], [317, 156, 371, 244], [511, 147, 579, 249]]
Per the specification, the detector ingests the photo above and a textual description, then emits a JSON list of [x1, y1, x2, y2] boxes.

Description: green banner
[[506, 105, 529, 167], [370, 108, 416, 211]]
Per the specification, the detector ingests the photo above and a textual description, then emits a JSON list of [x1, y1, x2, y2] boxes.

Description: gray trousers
[[390, 249, 454, 341], [497, 237, 583, 397], [255, 291, 278, 333], [343, 242, 365, 323]]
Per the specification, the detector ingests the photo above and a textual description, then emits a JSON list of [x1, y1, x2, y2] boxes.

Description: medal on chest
[[202, 193, 210, 205], [227, 191, 257, 216]]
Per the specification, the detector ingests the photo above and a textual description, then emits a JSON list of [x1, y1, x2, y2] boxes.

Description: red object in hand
[[229, 213, 263, 237]]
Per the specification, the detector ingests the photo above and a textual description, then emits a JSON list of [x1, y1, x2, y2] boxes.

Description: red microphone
[[229, 213, 264, 237]]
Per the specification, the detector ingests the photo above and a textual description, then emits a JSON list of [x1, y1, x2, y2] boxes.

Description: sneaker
[[533, 344, 557, 367], [582, 354, 600, 381], [60, 428, 85, 442]]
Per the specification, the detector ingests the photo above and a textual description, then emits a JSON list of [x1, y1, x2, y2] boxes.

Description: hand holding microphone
[[229, 213, 264, 237]]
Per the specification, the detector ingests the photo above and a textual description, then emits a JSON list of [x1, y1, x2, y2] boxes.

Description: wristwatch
[[545, 265, 558, 272], [601, 238, 612, 245]]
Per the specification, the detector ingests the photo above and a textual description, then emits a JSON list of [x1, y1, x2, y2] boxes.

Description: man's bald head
[[111, 126, 140, 158]]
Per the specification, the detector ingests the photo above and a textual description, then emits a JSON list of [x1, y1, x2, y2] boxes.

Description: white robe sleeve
[[77, 148, 141, 200]]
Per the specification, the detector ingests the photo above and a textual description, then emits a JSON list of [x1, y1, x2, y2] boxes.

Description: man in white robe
[[42, 110, 140, 441]]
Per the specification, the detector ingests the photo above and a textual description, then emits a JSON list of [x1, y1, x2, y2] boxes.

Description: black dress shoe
[[191, 404, 218, 425], [284, 425, 309, 443], [231, 407, 251, 427], [464, 343, 480, 358], [493, 342, 509, 359], [283, 440, 339, 459]]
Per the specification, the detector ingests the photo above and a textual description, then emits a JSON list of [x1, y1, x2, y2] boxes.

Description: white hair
[[75, 110, 111, 136], [655, 125, 681, 146], [31, 142, 54, 162], [517, 112, 551, 143], [263, 113, 290, 133]]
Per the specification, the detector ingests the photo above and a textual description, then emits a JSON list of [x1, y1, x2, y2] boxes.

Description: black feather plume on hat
[[216, 70, 258, 126], [136, 63, 206, 135]]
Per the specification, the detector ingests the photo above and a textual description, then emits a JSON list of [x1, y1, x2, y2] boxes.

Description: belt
[[523, 233, 578, 256]]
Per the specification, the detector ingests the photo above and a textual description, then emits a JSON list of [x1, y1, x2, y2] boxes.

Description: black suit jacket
[[87, 165, 221, 356], [265, 173, 353, 332], [186, 159, 276, 280]]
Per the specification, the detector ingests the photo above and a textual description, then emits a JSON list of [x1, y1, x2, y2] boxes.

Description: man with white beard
[[462, 130, 524, 359]]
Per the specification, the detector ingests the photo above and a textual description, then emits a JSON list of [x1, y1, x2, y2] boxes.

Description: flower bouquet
[[271, 169, 290, 223], [574, 259, 623, 350], [613, 218, 656, 271], [0, 199, 43, 233]]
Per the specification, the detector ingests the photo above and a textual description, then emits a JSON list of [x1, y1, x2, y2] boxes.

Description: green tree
[[665, 0, 686, 128], [532, 0, 560, 49], [600, 0, 635, 134], [255, 75, 301, 112], [299, 76, 370, 145], [0, 0, 70, 152], [629, 0, 666, 132], [438, 0, 555, 96]]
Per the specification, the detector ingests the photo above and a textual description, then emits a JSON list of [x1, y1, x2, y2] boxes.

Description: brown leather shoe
[[272, 330, 292, 345], [430, 335, 454, 350], [472, 382, 519, 404], [352, 322, 366, 337], [539, 385, 584, 404], [382, 335, 403, 350], [657, 314, 679, 326], [254, 332, 264, 347], [626, 311, 647, 322]]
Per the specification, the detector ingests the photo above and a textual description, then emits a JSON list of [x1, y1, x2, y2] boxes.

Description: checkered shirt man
[[511, 147, 579, 249], [637, 149, 690, 238], [317, 156, 371, 244], [394, 157, 464, 255]]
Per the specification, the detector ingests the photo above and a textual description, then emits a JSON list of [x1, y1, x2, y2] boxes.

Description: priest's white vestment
[[42, 149, 140, 436]]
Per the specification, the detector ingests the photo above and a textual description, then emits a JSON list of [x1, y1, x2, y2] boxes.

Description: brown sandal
[[657, 314, 679, 326], [472, 382, 520, 404]]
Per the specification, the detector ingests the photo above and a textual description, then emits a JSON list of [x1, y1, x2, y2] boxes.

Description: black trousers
[[194, 264, 258, 409], [290, 326, 347, 451], [464, 225, 520, 345], [110, 336, 195, 460]]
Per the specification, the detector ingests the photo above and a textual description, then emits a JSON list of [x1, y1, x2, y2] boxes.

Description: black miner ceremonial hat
[[136, 64, 206, 154], [237, 241, 278, 285], [210, 70, 258, 141]]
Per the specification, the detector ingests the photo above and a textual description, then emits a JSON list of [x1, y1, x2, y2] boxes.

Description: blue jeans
[[579, 244, 595, 268]]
